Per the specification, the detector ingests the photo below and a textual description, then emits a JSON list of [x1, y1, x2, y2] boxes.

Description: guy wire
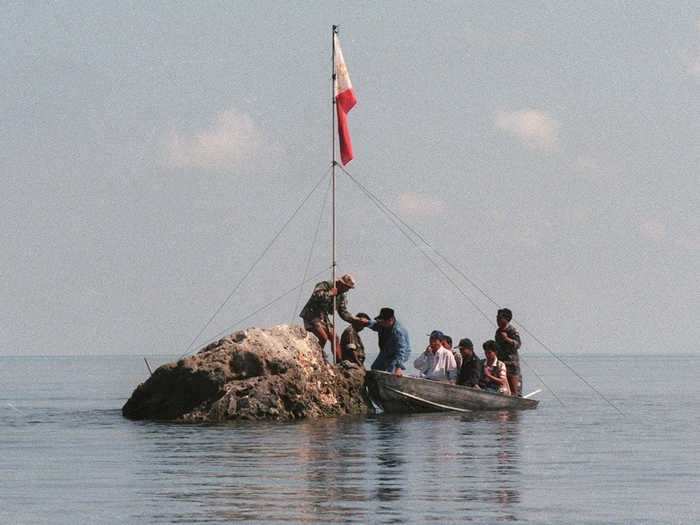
[[178, 167, 332, 359]]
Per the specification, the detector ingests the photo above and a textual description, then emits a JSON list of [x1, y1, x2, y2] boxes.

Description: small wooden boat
[[366, 370, 539, 414]]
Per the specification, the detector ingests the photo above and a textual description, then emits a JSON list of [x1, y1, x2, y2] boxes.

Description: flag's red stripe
[[336, 89, 356, 165]]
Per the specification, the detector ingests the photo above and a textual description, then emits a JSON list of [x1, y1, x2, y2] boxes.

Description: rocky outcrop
[[122, 325, 371, 422]]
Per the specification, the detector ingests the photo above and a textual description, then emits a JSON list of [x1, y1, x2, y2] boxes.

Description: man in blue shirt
[[368, 307, 411, 375]]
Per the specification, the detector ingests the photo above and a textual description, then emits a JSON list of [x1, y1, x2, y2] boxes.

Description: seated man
[[413, 331, 458, 382], [454, 338, 481, 387], [340, 312, 370, 366], [441, 334, 461, 369], [479, 340, 511, 395]]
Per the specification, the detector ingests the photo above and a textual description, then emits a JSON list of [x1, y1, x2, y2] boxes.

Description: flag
[[334, 34, 357, 165]]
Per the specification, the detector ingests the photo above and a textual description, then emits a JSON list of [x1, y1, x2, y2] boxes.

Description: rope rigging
[[291, 175, 332, 325], [186, 266, 333, 356], [173, 158, 622, 415], [338, 164, 564, 407], [177, 167, 332, 359], [339, 163, 622, 414]]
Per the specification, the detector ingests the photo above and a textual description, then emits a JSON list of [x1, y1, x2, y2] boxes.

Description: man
[[480, 340, 511, 395], [368, 307, 411, 375], [340, 312, 370, 366], [413, 331, 458, 382], [299, 273, 365, 360], [441, 334, 463, 369], [454, 338, 481, 387], [494, 308, 522, 396]]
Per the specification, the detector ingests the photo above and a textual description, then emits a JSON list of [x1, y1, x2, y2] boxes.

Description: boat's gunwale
[[369, 369, 517, 400], [367, 369, 539, 412]]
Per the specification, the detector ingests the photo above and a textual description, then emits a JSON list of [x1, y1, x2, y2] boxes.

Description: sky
[[1, 2, 698, 362]]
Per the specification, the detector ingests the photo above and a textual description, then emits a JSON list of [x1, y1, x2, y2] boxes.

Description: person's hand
[[356, 317, 369, 327], [394, 368, 403, 377], [329, 287, 338, 296]]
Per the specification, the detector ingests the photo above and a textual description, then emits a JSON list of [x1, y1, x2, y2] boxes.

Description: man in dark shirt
[[494, 308, 522, 396], [454, 338, 481, 387], [340, 312, 370, 366]]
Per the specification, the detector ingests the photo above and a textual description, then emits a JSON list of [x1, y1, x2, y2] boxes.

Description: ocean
[[1, 354, 698, 524]]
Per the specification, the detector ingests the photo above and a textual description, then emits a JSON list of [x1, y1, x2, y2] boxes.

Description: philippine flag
[[334, 34, 357, 165]]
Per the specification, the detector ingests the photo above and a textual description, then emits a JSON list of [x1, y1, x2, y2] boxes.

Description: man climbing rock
[[299, 273, 365, 361]]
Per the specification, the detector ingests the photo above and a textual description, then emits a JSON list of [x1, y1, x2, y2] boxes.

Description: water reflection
[[372, 416, 407, 524], [132, 410, 524, 523], [456, 411, 521, 522]]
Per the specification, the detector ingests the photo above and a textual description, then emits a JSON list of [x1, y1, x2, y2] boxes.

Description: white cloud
[[398, 192, 445, 218], [639, 219, 667, 243], [495, 109, 560, 151], [164, 108, 263, 170]]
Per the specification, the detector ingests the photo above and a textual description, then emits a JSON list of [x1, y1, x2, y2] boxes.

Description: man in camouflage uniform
[[299, 274, 366, 361], [494, 308, 522, 396], [340, 312, 370, 366]]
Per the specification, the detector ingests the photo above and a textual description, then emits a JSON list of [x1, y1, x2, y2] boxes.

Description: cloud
[[164, 108, 263, 170], [495, 109, 560, 151], [639, 219, 667, 243], [397, 192, 445, 218]]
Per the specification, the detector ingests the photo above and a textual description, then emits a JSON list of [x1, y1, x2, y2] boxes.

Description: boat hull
[[366, 370, 538, 413]]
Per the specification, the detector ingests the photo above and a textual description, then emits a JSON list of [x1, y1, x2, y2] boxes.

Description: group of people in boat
[[299, 274, 523, 397]]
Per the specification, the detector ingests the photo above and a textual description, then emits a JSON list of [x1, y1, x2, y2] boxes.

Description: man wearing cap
[[413, 331, 458, 382], [368, 307, 411, 375], [494, 308, 522, 396], [299, 274, 365, 360], [455, 338, 481, 388], [480, 340, 511, 395]]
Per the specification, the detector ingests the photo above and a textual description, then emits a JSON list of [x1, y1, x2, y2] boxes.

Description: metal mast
[[331, 25, 338, 363]]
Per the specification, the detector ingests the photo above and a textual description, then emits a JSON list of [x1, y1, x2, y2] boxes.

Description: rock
[[122, 324, 372, 422]]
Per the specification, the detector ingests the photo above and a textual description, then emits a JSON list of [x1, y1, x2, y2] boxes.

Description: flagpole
[[331, 25, 338, 364]]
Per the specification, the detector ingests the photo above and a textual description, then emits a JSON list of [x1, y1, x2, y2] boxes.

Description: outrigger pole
[[331, 25, 338, 364]]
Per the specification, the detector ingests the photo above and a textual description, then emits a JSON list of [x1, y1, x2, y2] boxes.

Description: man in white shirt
[[413, 331, 458, 382]]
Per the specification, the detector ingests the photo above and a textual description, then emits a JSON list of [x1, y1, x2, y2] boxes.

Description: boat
[[366, 370, 539, 413]]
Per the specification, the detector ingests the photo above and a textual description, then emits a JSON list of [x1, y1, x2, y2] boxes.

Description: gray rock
[[122, 325, 372, 422]]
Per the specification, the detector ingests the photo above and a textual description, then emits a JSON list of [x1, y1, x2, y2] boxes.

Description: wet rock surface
[[122, 325, 371, 422]]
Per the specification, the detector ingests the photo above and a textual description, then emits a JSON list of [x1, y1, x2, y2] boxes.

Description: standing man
[[494, 308, 522, 396], [368, 307, 411, 376], [454, 338, 481, 387], [414, 331, 458, 382], [340, 312, 370, 366], [299, 274, 365, 361]]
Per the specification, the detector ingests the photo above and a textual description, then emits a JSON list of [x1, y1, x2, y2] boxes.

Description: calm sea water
[[1, 354, 698, 524]]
